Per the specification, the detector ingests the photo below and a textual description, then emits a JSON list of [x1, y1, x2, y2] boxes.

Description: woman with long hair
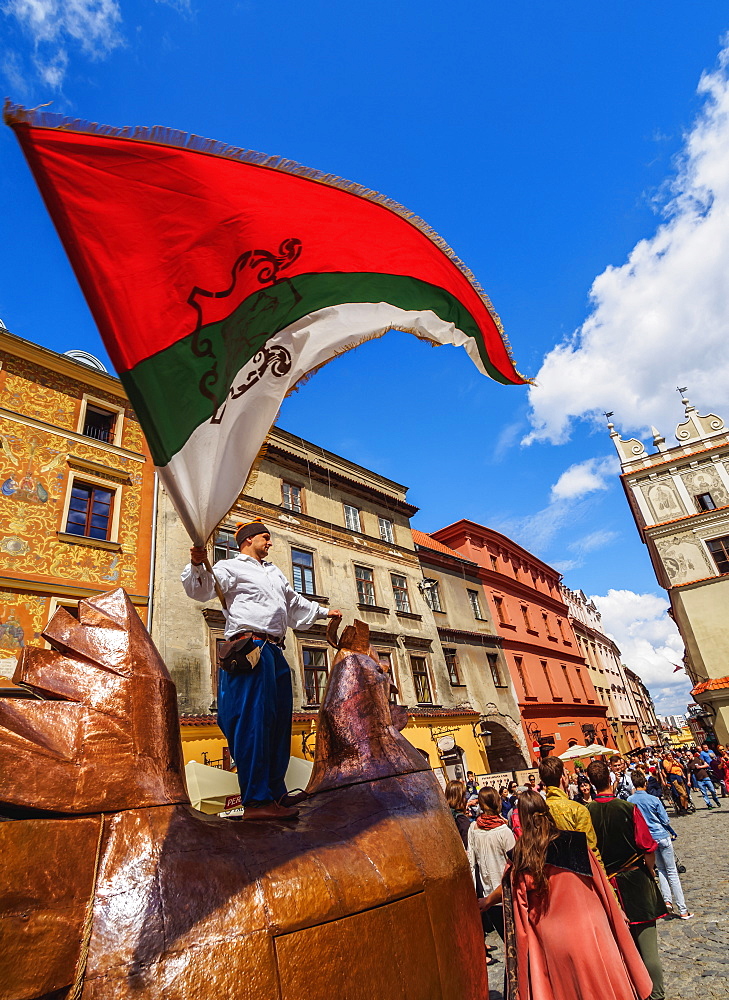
[[467, 786, 515, 940], [495, 790, 653, 1000], [574, 774, 593, 805], [445, 778, 471, 848]]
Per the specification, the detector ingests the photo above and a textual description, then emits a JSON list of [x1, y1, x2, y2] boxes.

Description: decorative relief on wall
[[655, 533, 713, 584], [0, 354, 129, 418], [2, 372, 77, 429], [0, 590, 49, 679], [642, 481, 685, 522], [681, 467, 728, 507], [0, 416, 143, 589], [121, 416, 145, 453]]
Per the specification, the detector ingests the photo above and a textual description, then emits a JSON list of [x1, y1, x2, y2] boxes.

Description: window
[[562, 664, 577, 701], [467, 589, 484, 619], [695, 492, 717, 512], [378, 517, 394, 543], [422, 580, 443, 612], [355, 565, 376, 606], [493, 596, 507, 624], [213, 529, 238, 563], [65, 481, 113, 540], [514, 655, 534, 699], [521, 605, 534, 630], [292, 548, 316, 595], [444, 648, 460, 685], [391, 574, 411, 613], [557, 618, 566, 640], [707, 535, 729, 574], [411, 656, 433, 704], [487, 653, 504, 687], [82, 404, 117, 443], [377, 650, 398, 703], [576, 667, 592, 702], [344, 504, 361, 532], [540, 660, 559, 700], [490, 554, 498, 572], [303, 647, 329, 705], [542, 612, 554, 637], [282, 481, 302, 512]]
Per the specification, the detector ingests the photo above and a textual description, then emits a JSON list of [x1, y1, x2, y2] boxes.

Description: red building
[[431, 520, 608, 763]]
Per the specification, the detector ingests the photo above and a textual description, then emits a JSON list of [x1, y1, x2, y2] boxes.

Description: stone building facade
[[0, 327, 156, 690], [412, 530, 529, 771], [430, 520, 608, 762], [152, 427, 519, 778], [609, 394, 729, 745], [562, 587, 646, 752]]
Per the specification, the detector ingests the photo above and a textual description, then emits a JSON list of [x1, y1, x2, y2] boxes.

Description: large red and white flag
[[7, 105, 526, 544]]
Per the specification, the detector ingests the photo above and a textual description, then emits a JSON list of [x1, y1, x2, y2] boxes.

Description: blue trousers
[[217, 640, 293, 805], [697, 776, 719, 806]]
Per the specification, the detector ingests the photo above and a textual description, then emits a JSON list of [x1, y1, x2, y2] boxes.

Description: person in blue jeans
[[629, 770, 693, 919], [689, 752, 721, 809]]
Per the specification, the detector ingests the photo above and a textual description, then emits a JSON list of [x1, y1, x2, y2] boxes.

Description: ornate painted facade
[[609, 394, 729, 745], [0, 328, 155, 689]]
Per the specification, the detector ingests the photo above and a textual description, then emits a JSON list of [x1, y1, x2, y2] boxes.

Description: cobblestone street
[[485, 802, 729, 1000]]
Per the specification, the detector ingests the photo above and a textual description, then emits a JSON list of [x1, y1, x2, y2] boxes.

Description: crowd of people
[[446, 742, 725, 1000]]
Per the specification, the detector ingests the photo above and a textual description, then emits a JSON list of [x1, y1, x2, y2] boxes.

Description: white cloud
[[4, 0, 123, 88], [590, 589, 691, 715], [550, 456, 617, 502], [526, 40, 729, 446], [493, 456, 618, 560]]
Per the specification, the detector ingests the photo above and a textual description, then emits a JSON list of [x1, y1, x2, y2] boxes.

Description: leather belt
[[231, 630, 285, 648]]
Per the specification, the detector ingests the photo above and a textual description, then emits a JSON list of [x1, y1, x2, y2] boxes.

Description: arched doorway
[[485, 721, 527, 771]]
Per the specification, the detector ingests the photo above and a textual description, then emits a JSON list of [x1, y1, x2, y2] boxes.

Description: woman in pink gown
[[500, 790, 653, 1000]]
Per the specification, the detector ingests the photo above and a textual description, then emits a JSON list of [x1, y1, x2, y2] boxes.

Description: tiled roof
[[406, 706, 478, 719], [691, 676, 729, 696], [179, 714, 219, 726], [412, 530, 476, 563]]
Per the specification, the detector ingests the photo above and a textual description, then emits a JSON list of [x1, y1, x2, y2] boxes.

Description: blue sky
[[3, 1, 729, 713]]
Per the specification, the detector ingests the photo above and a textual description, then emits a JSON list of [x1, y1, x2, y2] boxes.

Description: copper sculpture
[[0, 589, 487, 1000]]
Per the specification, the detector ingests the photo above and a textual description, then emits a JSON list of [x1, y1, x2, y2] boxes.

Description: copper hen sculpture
[[0, 589, 487, 1000]]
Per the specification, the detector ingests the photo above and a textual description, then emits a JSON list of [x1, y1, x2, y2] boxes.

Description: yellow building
[[0, 327, 156, 689], [609, 395, 729, 745], [152, 427, 521, 781]]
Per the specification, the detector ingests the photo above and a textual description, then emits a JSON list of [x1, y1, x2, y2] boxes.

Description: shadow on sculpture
[[0, 589, 487, 1000]]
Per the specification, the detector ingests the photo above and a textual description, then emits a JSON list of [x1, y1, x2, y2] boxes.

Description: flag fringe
[[3, 100, 526, 381]]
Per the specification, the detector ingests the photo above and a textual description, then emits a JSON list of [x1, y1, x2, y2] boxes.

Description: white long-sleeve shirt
[[181, 554, 327, 638]]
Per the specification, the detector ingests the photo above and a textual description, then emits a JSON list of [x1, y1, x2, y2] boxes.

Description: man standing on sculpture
[[182, 520, 340, 820]]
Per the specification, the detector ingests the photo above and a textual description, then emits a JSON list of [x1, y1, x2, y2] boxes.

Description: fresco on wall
[[681, 467, 728, 508], [656, 533, 713, 585], [0, 591, 48, 680], [643, 481, 684, 522]]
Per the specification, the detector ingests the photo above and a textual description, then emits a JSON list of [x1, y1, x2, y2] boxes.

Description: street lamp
[[472, 719, 493, 748]]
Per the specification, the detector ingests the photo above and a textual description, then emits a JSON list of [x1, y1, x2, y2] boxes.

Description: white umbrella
[[584, 744, 614, 756], [558, 744, 590, 760]]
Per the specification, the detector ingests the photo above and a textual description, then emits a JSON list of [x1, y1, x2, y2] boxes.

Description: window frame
[[302, 645, 329, 706], [540, 659, 560, 701], [344, 504, 362, 532], [291, 547, 317, 596], [213, 528, 238, 563], [391, 573, 411, 613], [423, 580, 443, 613], [410, 654, 434, 705], [354, 564, 376, 606], [487, 652, 505, 687], [378, 516, 395, 543], [493, 595, 508, 624], [695, 492, 717, 512], [444, 648, 461, 685], [706, 535, 729, 575], [514, 655, 535, 699], [467, 589, 484, 620], [76, 393, 125, 447], [281, 480, 303, 513], [63, 477, 115, 541]]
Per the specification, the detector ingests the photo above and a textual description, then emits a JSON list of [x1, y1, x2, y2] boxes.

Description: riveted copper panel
[[0, 593, 487, 1000]]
